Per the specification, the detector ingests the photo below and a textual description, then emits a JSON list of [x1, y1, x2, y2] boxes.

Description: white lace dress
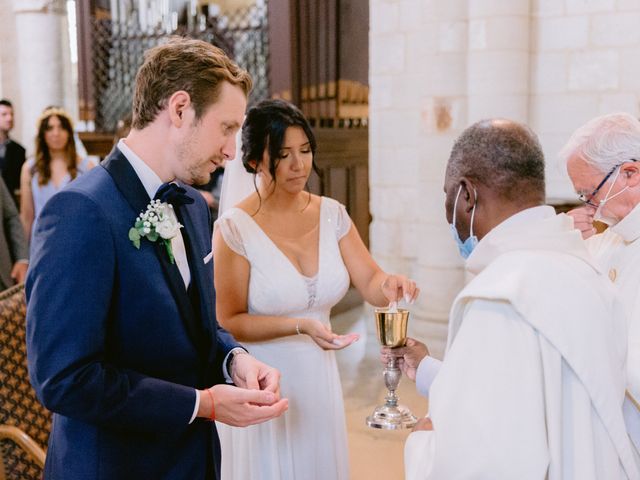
[[215, 196, 351, 480]]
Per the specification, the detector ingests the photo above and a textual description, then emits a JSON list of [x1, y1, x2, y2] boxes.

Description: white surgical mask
[[594, 167, 628, 226], [449, 185, 478, 259]]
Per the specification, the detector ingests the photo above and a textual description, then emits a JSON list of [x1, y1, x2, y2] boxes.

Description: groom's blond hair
[[131, 37, 252, 130]]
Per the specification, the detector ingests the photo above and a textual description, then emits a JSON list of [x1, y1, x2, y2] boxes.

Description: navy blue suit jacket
[[25, 147, 241, 479]]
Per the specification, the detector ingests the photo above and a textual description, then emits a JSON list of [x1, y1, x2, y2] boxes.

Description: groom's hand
[[231, 353, 281, 397], [200, 384, 289, 427]]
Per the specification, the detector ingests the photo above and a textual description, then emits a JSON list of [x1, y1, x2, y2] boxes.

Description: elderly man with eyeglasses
[[564, 112, 640, 453]]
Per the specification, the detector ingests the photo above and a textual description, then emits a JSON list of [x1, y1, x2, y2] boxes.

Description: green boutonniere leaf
[[128, 228, 141, 249], [164, 239, 176, 264]]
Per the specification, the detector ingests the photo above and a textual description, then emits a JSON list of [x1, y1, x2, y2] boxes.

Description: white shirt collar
[[495, 205, 552, 229], [117, 138, 164, 200], [610, 201, 640, 243]]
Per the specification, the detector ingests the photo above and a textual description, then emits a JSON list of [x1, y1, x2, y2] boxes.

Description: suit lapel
[[101, 147, 150, 215], [101, 148, 202, 349], [175, 197, 214, 339], [174, 186, 219, 381], [153, 238, 202, 348]]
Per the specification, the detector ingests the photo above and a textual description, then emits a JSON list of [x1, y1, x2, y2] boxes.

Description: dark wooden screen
[[75, 1, 370, 249], [269, 0, 370, 246], [75, 0, 269, 156]]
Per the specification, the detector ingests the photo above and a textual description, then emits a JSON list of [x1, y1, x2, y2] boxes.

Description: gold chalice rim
[[374, 307, 409, 314]]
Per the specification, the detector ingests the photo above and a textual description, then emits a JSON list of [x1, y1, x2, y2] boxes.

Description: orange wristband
[[205, 389, 215, 422]]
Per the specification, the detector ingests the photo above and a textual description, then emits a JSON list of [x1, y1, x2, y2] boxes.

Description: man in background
[[0, 176, 28, 288], [563, 112, 640, 452], [0, 99, 25, 206]]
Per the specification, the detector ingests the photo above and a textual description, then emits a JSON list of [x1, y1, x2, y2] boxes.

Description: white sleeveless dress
[[216, 196, 351, 480]]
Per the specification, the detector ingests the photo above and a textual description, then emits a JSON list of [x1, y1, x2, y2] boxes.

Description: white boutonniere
[[128, 200, 182, 264]]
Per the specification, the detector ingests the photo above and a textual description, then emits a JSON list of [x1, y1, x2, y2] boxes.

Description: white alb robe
[[405, 206, 639, 480], [585, 203, 640, 450]]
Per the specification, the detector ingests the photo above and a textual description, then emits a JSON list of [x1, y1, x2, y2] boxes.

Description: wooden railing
[[298, 80, 368, 126]]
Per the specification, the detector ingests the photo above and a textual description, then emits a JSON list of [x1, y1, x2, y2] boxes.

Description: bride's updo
[[241, 99, 318, 180]]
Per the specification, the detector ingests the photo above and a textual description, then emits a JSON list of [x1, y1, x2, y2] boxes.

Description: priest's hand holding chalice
[[367, 300, 419, 430]]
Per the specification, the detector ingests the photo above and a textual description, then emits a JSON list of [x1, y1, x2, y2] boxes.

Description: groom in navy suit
[[25, 38, 288, 479]]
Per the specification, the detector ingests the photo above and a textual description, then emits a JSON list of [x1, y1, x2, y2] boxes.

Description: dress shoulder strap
[[215, 208, 249, 258], [322, 197, 352, 240]]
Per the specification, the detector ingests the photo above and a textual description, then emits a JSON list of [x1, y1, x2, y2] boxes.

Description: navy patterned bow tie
[[154, 182, 195, 207]]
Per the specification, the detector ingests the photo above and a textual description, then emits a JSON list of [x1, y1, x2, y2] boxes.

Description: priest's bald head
[[444, 119, 546, 245]]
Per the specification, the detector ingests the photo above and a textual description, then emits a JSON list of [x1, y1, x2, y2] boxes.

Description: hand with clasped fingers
[[380, 337, 429, 382], [567, 206, 597, 239], [198, 353, 288, 427], [296, 318, 360, 351]]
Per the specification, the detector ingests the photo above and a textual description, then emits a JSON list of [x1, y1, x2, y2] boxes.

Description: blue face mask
[[450, 185, 478, 259]]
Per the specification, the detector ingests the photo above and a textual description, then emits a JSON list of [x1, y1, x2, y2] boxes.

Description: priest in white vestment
[[562, 112, 640, 453], [399, 119, 639, 480]]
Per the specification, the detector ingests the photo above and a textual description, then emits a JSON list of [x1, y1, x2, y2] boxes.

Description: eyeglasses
[[578, 159, 637, 207]]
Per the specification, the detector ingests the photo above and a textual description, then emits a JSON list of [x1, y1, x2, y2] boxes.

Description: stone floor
[[333, 305, 428, 480]]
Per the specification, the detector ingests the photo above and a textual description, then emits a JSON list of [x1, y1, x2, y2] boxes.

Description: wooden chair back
[[0, 284, 49, 479]]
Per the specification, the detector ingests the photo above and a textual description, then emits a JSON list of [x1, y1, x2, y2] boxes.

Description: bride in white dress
[[213, 99, 419, 480]]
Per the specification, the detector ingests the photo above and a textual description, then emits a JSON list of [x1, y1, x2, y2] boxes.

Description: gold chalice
[[366, 308, 417, 429]]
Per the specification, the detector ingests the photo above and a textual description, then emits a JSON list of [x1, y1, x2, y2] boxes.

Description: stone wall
[[531, 0, 640, 198], [370, 0, 640, 356]]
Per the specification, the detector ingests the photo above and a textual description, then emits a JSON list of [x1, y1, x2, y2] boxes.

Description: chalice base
[[366, 403, 417, 430]]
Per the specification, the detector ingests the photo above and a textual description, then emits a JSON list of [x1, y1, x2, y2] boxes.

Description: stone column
[[411, 2, 471, 358], [370, 0, 470, 358], [466, 0, 531, 123], [12, 0, 69, 152]]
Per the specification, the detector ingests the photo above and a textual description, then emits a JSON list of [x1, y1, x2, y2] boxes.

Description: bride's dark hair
[[241, 100, 320, 211]]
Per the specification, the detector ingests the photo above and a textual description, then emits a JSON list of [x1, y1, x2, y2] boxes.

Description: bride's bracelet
[[295, 320, 302, 335]]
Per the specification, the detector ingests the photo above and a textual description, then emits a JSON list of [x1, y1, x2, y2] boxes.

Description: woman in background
[[214, 99, 419, 479], [20, 107, 95, 240]]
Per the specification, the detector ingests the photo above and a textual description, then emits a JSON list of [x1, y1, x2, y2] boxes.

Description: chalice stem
[[387, 356, 396, 369], [384, 354, 401, 407]]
